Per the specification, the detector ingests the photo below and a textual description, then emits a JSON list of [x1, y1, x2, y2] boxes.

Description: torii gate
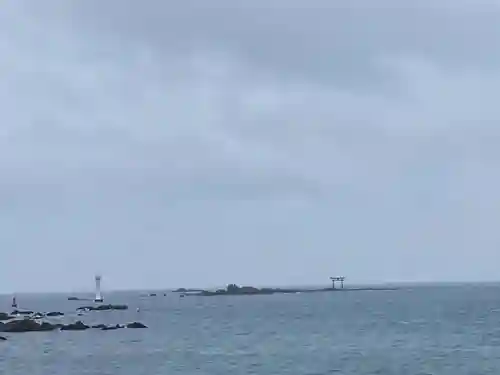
[[330, 276, 345, 289]]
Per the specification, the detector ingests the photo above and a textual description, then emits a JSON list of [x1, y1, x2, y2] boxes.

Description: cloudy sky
[[1, 0, 500, 293]]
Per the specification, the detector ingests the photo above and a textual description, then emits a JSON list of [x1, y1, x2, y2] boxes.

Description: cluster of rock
[[91, 322, 147, 330], [196, 283, 299, 296], [1, 311, 64, 321], [68, 296, 93, 301], [0, 304, 146, 336], [0, 318, 147, 333], [191, 283, 391, 297], [76, 304, 128, 312], [0, 313, 15, 321], [0, 319, 60, 332], [2, 305, 129, 321]]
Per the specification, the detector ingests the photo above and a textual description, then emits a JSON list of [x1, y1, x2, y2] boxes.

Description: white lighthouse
[[94, 274, 104, 303]]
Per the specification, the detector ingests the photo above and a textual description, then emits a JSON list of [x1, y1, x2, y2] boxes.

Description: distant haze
[[1, 0, 500, 293]]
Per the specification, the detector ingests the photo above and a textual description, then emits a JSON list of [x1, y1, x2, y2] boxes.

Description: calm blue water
[[1, 284, 500, 374]]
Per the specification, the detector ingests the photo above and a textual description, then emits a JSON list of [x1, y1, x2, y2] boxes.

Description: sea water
[[1, 284, 500, 374]]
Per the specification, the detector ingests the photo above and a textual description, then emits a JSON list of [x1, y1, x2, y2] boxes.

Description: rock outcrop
[[68, 297, 92, 301], [197, 284, 285, 296], [191, 283, 343, 297], [77, 304, 128, 312], [0, 319, 57, 332], [2, 311, 65, 320], [0, 318, 147, 334], [0, 336, 6, 341], [46, 312, 64, 317], [11, 310, 34, 315], [0, 313, 14, 321], [60, 321, 89, 331]]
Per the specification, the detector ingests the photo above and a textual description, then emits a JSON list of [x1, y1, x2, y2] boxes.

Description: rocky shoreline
[[0, 305, 147, 339], [0, 318, 147, 333]]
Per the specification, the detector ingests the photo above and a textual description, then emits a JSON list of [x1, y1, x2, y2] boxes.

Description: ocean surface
[[1, 284, 500, 374]]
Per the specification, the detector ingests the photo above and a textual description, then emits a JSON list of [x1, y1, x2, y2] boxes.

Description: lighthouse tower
[[94, 274, 104, 303]]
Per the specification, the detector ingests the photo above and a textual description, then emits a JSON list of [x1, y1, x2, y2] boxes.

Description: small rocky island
[[196, 284, 310, 296], [184, 282, 396, 297], [67, 296, 92, 301]]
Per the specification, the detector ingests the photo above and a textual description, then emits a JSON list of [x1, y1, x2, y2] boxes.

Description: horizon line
[[2, 279, 500, 296]]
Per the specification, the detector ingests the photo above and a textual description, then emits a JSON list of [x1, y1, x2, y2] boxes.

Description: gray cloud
[[1, 0, 500, 293]]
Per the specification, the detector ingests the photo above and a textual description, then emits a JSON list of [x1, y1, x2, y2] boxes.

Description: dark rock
[[60, 321, 89, 331], [0, 336, 6, 341], [11, 310, 33, 315], [0, 313, 14, 321], [126, 322, 147, 329], [76, 306, 91, 312], [196, 283, 299, 297], [149, 293, 157, 297], [0, 319, 56, 332], [46, 312, 64, 317], [68, 297, 92, 301], [198, 284, 249, 296], [77, 304, 128, 312], [91, 323, 125, 331]]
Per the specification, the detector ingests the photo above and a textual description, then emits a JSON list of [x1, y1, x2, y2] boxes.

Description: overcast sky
[[1, 0, 500, 293]]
